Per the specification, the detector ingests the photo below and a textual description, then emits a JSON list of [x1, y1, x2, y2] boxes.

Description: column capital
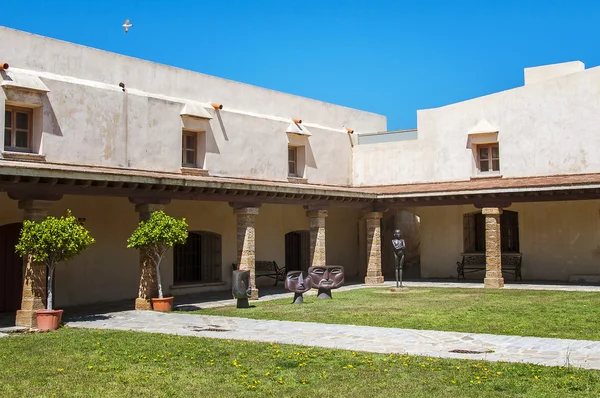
[[303, 205, 328, 211], [134, 203, 166, 214], [306, 209, 328, 218], [363, 211, 384, 220], [9, 192, 63, 202], [17, 199, 55, 212], [129, 197, 171, 205], [232, 206, 260, 216], [482, 207, 503, 215]]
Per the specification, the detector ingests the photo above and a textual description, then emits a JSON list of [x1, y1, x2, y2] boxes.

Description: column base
[[15, 309, 38, 328], [364, 276, 384, 285], [135, 297, 153, 310], [249, 289, 259, 300], [484, 277, 504, 289]]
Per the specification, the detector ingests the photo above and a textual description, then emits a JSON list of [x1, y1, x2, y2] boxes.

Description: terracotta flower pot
[[151, 297, 174, 312], [36, 309, 64, 331]]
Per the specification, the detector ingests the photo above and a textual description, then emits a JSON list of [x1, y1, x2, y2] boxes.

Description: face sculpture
[[393, 229, 402, 239], [232, 270, 251, 299], [307, 266, 345, 290], [284, 271, 313, 293]]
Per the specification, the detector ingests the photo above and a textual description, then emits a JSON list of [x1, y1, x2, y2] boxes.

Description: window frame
[[181, 130, 198, 168], [4, 106, 33, 153], [288, 146, 298, 177], [476, 143, 500, 173]]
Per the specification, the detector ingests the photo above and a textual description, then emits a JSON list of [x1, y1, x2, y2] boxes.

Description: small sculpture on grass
[[284, 271, 313, 304], [127, 210, 188, 312], [232, 269, 252, 308], [391, 229, 408, 291], [15, 210, 95, 331]]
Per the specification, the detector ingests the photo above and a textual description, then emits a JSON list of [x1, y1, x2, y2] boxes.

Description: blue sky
[[1, 0, 598, 130]]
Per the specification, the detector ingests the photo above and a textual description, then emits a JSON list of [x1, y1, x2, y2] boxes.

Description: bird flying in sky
[[123, 19, 133, 33]]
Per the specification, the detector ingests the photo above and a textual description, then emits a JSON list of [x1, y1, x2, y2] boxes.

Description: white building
[[1, 26, 599, 327]]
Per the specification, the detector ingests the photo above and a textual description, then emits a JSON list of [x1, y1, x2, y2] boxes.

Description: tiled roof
[[366, 173, 600, 196], [2, 160, 600, 199]]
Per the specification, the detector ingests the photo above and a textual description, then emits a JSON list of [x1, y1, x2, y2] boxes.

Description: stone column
[[483, 207, 504, 288], [364, 212, 384, 285], [233, 206, 260, 300], [306, 208, 328, 268], [134, 203, 164, 310], [15, 200, 54, 328]]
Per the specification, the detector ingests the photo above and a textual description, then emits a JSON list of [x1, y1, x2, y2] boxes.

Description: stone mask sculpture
[[307, 265, 344, 299], [284, 271, 313, 304], [392, 229, 407, 288], [232, 270, 252, 308]]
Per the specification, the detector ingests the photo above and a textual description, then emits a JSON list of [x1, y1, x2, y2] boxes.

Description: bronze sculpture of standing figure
[[392, 229, 406, 288]]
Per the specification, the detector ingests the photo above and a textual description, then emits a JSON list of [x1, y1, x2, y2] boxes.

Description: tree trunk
[[47, 264, 55, 310], [155, 257, 163, 299]]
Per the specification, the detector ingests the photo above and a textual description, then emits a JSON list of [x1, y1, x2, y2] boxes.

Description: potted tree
[[127, 210, 188, 312], [15, 210, 95, 331]]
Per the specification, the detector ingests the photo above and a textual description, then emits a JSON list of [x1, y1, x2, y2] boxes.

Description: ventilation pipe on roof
[[292, 118, 302, 124], [211, 103, 223, 110]]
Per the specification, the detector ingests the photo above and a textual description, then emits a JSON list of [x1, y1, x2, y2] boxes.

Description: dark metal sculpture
[[307, 265, 345, 299], [232, 270, 252, 308], [284, 271, 313, 304], [392, 229, 407, 288]]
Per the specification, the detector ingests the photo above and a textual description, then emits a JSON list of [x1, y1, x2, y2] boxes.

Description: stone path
[[66, 310, 600, 370]]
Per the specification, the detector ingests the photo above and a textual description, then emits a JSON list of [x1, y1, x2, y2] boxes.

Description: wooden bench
[[456, 253, 523, 281], [231, 261, 286, 286]]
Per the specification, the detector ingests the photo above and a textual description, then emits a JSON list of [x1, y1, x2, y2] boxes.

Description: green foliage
[[15, 209, 95, 269], [127, 210, 188, 298], [126, 210, 188, 252]]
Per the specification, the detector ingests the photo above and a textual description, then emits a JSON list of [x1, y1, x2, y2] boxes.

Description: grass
[[191, 287, 600, 340], [1, 328, 600, 397]]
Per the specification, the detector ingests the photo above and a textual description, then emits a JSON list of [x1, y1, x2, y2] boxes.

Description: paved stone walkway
[[66, 310, 600, 370]]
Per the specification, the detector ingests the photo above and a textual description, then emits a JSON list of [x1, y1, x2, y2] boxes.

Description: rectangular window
[[182, 130, 197, 167], [288, 146, 297, 176], [4, 106, 32, 152], [477, 144, 500, 172]]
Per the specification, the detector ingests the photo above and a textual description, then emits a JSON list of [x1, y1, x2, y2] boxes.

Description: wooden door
[[0, 223, 23, 313], [285, 232, 301, 271]]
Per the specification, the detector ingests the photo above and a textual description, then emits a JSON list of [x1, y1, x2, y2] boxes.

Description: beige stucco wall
[[353, 63, 600, 186], [0, 26, 386, 186], [0, 193, 363, 308], [417, 200, 600, 282]]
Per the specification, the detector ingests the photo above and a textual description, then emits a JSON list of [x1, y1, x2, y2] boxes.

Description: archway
[[173, 231, 222, 284], [285, 230, 310, 272], [382, 210, 421, 279], [0, 223, 23, 313]]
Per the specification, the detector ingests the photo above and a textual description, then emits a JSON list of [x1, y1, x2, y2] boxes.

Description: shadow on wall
[[205, 123, 220, 155], [216, 111, 229, 142], [305, 140, 317, 169]]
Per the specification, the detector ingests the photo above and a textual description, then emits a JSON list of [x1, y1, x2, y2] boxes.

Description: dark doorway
[[173, 231, 222, 284], [464, 210, 520, 253], [285, 230, 310, 272], [0, 223, 23, 313]]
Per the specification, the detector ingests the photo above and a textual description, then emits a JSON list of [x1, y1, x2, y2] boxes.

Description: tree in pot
[[15, 210, 95, 331], [127, 210, 188, 312]]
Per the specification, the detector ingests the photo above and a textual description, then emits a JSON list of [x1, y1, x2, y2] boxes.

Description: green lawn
[[191, 287, 600, 340], [1, 328, 599, 397]]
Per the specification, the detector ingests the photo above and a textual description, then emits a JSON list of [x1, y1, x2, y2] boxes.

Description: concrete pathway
[[66, 310, 600, 370]]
